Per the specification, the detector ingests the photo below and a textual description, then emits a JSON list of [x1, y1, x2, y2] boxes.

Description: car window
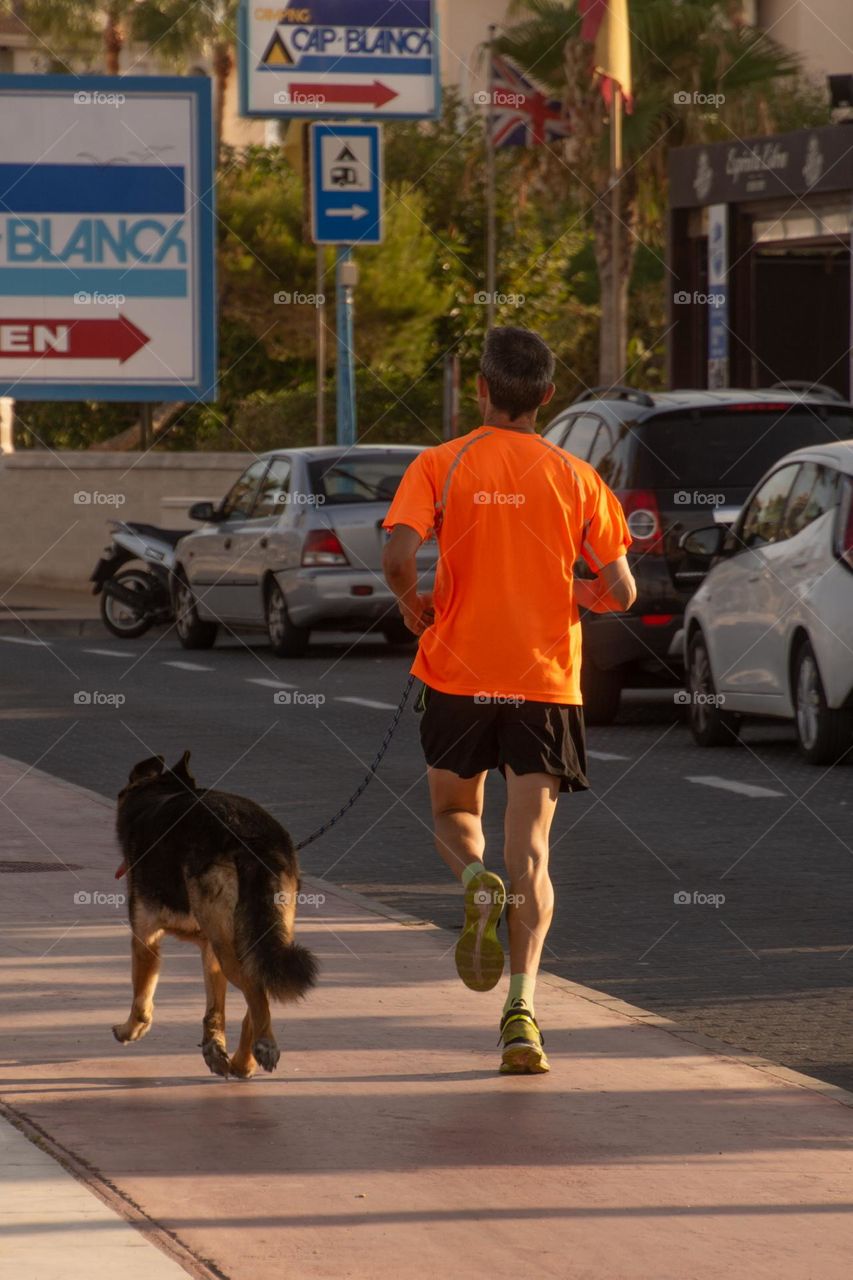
[[308, 453, 420, 505], [588, 421, 614, 471], [253, 458, 292, 519], [632, 410, 853, 490], [740, 464, 801, 548], [542, 415, 573, 448], [220, 459, 269, 520], [563, 413, 602, 461], [783, 463, 839, 538]]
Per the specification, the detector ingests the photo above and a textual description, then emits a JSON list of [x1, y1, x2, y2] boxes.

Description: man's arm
[[382, 525, 434, 636], [574, 556, 637, 613]]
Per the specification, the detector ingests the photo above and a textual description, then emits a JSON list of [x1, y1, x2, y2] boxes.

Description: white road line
[[246, 678, 298, 689], [162, 660, 215, 672], [588, 750, 630, 762], [687, 775, 785, 799], [0, 636, 50, 646], [336, 696, 397, 711], [84, 648, 132, 659]]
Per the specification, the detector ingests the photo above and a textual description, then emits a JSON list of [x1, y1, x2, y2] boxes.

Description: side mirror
[[189, 501, 219, 523], [679, 525, 726, 558]]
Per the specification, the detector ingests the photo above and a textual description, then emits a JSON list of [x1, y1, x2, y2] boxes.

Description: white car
[[682, 441, 853, 764]]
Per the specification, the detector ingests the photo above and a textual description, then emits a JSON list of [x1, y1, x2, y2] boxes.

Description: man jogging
[[382, 327, 636, 1074]]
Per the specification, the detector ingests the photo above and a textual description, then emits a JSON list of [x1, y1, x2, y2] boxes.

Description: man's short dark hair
[[480, 327, 556, 421]]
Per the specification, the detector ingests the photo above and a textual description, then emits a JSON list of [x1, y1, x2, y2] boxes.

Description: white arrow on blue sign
[[310, 124, 383, 246]]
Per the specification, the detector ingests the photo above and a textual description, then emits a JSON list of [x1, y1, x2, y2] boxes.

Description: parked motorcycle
[[90, 521, 189, 638]]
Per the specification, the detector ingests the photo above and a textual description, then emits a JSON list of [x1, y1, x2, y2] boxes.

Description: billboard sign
[[239, 0, 440, 120], [0, 75, 216, 402]]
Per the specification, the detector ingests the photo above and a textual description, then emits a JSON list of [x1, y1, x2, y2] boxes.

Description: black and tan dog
[[113, 751, 317, 1078]]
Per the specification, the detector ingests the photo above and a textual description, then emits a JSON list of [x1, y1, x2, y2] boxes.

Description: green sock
[[503, 973, 536, 1016], [460, 860, 486, 888]]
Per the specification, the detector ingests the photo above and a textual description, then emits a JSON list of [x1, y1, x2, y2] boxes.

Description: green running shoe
[[499, 1005, 550, 1074], [454, 870, 506, 992]]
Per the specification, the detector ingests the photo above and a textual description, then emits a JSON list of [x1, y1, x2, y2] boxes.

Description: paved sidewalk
[[0, 580, 102, 637], [2, 753, 853, 1279]]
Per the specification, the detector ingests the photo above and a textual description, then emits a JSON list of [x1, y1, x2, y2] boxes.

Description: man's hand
[[399, 591, 434, 636]]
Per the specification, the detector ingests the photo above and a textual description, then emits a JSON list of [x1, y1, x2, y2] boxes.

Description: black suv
[[542, 385, 853, 723]]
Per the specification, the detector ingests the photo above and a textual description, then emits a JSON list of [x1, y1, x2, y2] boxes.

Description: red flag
[[579, 0, 633, 112]]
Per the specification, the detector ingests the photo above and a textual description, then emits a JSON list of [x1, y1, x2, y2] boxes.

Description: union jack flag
[[488, 55, 571, 148]]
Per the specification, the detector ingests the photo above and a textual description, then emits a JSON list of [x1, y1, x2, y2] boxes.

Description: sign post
[[311, 123, 383, 445], [0, 75, 216, 403]]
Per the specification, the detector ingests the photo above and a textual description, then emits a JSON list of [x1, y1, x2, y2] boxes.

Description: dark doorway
[[752, 246, 850, 396]]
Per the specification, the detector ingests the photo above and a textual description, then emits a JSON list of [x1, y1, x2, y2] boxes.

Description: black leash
[[295, 673, 418, 851]]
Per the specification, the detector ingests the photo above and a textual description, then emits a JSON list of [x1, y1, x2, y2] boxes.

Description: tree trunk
[[104, 5, 123, 75], [212, 42, 234, 160]]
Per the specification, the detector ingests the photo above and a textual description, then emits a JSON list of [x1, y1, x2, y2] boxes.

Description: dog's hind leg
[[207, 939, 279, 1074], [113, 927, 162, 1044], [228, 1009, 257, 1079], [200, 941, 231, 1078]]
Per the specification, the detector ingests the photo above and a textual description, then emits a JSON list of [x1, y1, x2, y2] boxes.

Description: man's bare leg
[[498, 767, 560, 1073], [427, 767, 487, 880], [427, 766, 506, 991]]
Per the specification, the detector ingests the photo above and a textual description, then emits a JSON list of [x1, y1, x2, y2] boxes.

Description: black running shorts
[[419, 688, 589, 793]]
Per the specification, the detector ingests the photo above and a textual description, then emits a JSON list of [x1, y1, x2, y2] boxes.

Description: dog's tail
[[235, 856, 318, 1001]]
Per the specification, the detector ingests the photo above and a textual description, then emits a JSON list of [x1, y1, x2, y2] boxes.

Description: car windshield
[[632, 409, 853, 490], [308, 453, 420, 505]]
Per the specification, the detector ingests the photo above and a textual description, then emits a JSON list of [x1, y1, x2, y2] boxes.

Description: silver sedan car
[[172, 446, 436, 656]]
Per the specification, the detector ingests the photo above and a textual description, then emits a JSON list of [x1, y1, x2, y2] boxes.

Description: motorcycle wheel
[[100, 568, 155, 639]]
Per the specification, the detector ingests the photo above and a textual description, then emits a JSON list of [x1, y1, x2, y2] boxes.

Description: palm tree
[[497, 0, 803, 383], [132, 1, 239, 158], [16, 1, 138, 74]]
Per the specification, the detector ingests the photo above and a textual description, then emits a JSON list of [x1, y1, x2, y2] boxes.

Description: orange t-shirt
[[383, 426, 631, 704]]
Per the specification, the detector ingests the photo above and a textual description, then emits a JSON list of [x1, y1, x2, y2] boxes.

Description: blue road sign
[[239, 0, 440, 121], [310, 124, 383, 247], [0, 75, 216, 403]]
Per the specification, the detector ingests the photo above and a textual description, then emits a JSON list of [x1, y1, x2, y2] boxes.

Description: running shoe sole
[[500, 1042, 551, 1074], [455, 871, 506, 992]]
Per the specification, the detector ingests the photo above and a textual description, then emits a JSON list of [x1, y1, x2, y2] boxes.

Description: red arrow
[[0, 315, 150, 363], [293, 80, 399, 110]]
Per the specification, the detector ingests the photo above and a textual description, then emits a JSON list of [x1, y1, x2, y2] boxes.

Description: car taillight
[[302, 529, 349, 567], [836, 477, 853, 571], [617, 489, 664, 554]]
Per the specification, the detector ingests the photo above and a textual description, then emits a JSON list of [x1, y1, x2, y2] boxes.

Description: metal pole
[[485, 24, 497, 331], [336, 246, 357, 447], [610, 86, 624, 385], [316, 246, 326, 445]]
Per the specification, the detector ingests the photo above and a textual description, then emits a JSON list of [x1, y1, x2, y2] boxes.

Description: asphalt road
[[2, 624, 853, 1090]]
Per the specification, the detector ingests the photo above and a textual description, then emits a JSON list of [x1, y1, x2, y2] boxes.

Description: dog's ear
[[127, 755, 165, 785], [170, 750, 196, 789]]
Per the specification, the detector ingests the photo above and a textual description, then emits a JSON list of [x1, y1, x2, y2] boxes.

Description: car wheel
[[266, 581, 310, 658], [581, 661, 622, 725], [100, 568, 153, 639], [174, 574, 218, 650], [382, 618, 417, 648], [792, 641, 851, 766], [686, 631, 740, 747]]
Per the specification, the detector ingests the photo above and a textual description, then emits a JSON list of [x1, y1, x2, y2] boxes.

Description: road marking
[[0, 635, 50, 646], [337, 696, 397, 710], [162, 660, 215, 672], [687, 775, 785, 799], [84, 648, 132, 658], [588, 750, 630, 762], [246, 678, 298, 689]]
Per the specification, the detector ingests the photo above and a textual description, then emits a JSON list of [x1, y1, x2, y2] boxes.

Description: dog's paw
[[202, 1039, 232, 1078], [253, 1038, 280, 1073], [228, 1052, 257, 1080], [112, 1017, 151, 1044]]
